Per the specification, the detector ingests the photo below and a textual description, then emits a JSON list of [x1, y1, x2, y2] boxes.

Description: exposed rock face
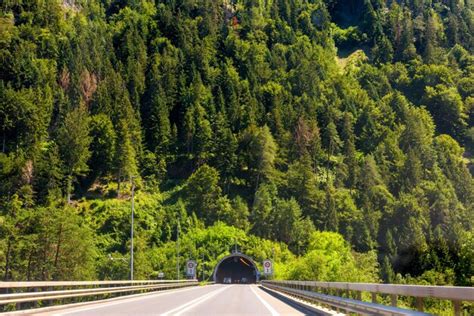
[[223, 0, 236, 23], [62, 0, 79, 12]]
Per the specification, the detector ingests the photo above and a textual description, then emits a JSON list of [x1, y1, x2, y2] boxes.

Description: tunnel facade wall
[[213, 253, 259, 284]]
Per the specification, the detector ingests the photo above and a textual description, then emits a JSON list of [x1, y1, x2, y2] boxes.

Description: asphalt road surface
[[37, 284, 321, 315]]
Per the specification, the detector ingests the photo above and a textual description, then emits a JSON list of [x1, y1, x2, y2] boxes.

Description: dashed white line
[[162, 285, 233, 316], [51, 285, 209, 316], [250, 285, 280, 316]]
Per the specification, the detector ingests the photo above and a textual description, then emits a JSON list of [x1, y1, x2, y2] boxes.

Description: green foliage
[[423, 84, 467, 138], [135, 222, 296, 281], [89, 114, 116, 179], [240, 125, 278, 188], [0, 1, 472, 300], [0, 195, 96, 281], [185, 164, 222, 225], [115, 119, 138, 196], [286, 231, 379, 282], [56, 104, 91, 202]]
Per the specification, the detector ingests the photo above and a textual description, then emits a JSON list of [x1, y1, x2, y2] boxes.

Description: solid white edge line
[[51, 285, 212, 316], [161, 285, 232, 316], [250, 285, 280, 316]]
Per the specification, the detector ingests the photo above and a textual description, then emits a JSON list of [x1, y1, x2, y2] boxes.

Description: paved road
[[38, 284, 318, 315]]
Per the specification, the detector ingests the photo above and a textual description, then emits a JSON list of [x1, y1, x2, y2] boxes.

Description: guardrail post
[[453, 300, 461, 316], [47, 286, 53, 306], [416, 297, 424, 312], [356, 291, 362, 301], [390, 294, 397, 307], [33, 287, 39, 309], [371, 292, 377, 303]]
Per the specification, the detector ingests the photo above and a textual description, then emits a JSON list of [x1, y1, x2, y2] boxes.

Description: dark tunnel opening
[[214, 255, 258, 284]]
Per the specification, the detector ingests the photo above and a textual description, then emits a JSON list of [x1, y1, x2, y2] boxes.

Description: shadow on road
[[258, 285, 326, 316]]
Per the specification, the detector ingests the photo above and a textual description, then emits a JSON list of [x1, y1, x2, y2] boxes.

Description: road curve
[[36, 284, 319, 315]]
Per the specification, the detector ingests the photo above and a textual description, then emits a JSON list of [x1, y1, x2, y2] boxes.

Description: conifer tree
[[185, 164, 221, 225], [115, 119, 138, 197], [57, 105, 91, 203], [251, 183, 277, 239], [212, 112, 237, 190], [341, 113, 358, 189], [89, 114, 116, 179], [400, 149, 423, 191], [325, 182, 338, 232]]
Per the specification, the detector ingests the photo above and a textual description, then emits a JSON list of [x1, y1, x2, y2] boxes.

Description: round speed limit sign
[[186, 260, 196, 277], [263, 260, 272, 275]]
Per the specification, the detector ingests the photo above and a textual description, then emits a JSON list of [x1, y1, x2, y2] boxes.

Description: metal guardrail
[[261, 280, 474, 316], [0, 280, 198, 313]]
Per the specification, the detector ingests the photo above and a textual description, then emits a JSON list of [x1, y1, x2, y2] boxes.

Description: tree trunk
[[66, 175, 72, 204], [326, 147, 331, 182], [53, 225, 63, 279], [117, 171, 121, 198], [225, 178, 230, 195], [4, 238, 11, 281], [253, 172, 260, 204], [27, 251, 33, 281], [41, 234, 49, 281]]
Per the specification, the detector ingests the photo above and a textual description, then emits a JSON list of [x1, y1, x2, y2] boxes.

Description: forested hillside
[[1, 0, 473, 294]]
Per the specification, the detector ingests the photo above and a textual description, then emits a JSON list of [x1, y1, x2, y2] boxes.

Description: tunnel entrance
[[213, 253, 258, 284]]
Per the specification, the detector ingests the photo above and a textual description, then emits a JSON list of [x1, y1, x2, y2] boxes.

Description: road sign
[[186, 260, 197, 278], [263, 260, 272, 275]]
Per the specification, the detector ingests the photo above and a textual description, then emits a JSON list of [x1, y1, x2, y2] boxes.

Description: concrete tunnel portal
[[213, 253, 258, 284]]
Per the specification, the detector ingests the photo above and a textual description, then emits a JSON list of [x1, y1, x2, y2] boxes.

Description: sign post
[[186, 260, 197, 279], [263, 259, 273, 277]]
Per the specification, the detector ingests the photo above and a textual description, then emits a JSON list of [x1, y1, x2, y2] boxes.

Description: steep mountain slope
[[0, 0, 472, 292]]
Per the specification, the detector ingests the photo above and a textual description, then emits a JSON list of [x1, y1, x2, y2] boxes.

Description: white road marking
[[51, 285, 211, 315], [250, 285, 280, 316], [162, 285, 232, 316]]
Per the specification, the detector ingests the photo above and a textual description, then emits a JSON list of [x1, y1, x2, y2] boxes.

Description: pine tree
[[144, 84, 172, 155], [325, 183, 338, 232], [211, 112, 237, 191], [363, 0, 383, 42], [230, 196, 250, 232], [381, 255, 395, 283], [372, 35, 394, 64], [185, 164, 221, 225], [341, 113, 358, 189], [89, 114, 116, 179], [385, 229, 397, 260], [294, 116, 322, 168], [251, 183, 277, 239], [193, 104, 213, 166], [400, 149, 423, 191], [422, 84, 467, 139], [325, 118, 342, 158], [359, 155, 382, 209], [422, 12, 442, 64], [241, 125, 278, 192], [396, 10, 418, 61], [34, 143, 64, 204], [56, 105, 91, 203], [115, 119, 138, 197]]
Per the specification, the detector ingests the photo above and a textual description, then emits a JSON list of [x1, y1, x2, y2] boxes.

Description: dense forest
[[1, 0, 473, 303]]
